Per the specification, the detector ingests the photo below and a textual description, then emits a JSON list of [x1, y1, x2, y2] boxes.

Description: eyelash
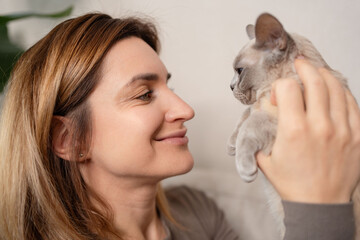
[[137, 90, 154, 101], [135, 86, 174, 102]]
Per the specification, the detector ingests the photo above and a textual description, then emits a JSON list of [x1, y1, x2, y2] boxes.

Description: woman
[[0, 13, 359, 240]]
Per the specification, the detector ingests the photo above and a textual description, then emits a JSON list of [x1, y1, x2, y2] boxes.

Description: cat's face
[[231, 13, 295, 105], [231, 38, 268, 104]]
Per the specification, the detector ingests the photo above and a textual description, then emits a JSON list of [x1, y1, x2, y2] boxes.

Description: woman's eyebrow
[[130, 73, 159, 83], [127, 72, 172, 86]]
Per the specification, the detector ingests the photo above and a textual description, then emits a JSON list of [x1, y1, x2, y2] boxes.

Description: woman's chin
[[177, 155, 194, 175], [161, 153, 194, 179]]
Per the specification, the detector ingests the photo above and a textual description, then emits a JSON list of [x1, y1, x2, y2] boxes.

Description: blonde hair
[[0, 13, 174, 240]]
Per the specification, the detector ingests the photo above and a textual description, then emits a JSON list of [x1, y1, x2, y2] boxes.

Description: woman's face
[[84, 37, 195, 182]]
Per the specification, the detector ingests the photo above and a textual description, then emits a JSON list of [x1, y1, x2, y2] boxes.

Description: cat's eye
[[236, 68, 244, 75]]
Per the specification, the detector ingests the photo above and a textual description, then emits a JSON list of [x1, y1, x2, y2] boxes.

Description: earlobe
[[51, 116, 73, 161]]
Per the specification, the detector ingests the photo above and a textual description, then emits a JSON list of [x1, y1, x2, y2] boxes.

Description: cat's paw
[[227, 143, 236, 156], [227, 135, 237, 156], [235, 153, 258, 182]]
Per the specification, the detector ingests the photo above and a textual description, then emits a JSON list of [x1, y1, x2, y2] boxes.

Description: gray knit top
[[161, 186, 355, 240]]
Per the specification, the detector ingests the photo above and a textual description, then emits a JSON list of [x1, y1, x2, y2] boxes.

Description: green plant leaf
[[0, 6, 73, 92], [0, 45, 23, 92], [0, 6, 73, 25], [0, 24, 23, 92]]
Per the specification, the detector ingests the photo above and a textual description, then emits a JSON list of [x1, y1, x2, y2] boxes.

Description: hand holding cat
[[257, 58, 360, 204]]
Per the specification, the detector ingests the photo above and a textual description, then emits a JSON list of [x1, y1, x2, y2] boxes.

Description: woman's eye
[[137, 90, 153, 101]]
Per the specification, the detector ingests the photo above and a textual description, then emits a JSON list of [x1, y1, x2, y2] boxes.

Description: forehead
[[233, 39, 262, 68], [99, 37, 166, 87]]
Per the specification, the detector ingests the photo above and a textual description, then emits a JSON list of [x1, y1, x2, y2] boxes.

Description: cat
[[227, 12, 360, 239]]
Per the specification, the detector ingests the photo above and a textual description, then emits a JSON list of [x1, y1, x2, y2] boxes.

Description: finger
[[270, 83, 277, 106], [274, 78, 305, 127], [345, 90, 360, 135], [256, 151, 272, 176], [295, 59, 330, 121], [318, 68, 348, 126]]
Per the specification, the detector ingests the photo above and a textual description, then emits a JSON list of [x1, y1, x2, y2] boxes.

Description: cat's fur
[[228, 13, 360, 239]]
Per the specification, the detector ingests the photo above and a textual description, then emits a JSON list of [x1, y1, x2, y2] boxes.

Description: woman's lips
[[158, 136, 189, 145], [155, 129, 189, 145]]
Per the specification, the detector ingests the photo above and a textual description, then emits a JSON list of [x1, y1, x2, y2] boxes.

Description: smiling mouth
[[154, 129, 189, 145], [157, 136, 189, 145]]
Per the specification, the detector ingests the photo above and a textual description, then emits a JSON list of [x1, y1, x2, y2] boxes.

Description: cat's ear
[[254, 13, 287, 50], [246, 24, 255, 40]]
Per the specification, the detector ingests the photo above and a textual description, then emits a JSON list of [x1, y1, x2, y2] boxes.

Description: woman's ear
[[51, 116, 73, 161]]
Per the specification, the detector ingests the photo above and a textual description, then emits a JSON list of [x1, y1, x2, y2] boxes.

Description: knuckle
[[285, 122, 307, 140], [336, 127, 352, 147], [313, 122, 334, 140], [285, 78, 299, 88], [312, 75, 324, 86], [277, 78, 299, 92]]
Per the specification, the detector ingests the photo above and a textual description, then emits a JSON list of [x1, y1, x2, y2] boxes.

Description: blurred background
[[1, 0, 359, 239]]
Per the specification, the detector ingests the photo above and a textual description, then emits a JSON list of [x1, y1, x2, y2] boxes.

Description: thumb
[[256, 151, 272, 176]]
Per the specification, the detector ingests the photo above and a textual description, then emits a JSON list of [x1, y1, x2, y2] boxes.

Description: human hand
[[257, 58, 360, 204]]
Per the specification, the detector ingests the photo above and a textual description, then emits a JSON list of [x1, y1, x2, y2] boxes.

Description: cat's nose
[[230, 84, 234, 91]]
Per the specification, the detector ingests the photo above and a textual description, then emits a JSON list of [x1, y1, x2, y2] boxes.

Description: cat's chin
[[238, 97, 256, 105], [235, 90, 256, 105]]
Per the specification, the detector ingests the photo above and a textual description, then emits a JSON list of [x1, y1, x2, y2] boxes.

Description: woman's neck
[[80, 165, 166, 240], [111, 180, 165, 240]]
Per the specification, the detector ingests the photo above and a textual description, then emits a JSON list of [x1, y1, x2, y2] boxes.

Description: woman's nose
[[164, 91, 195, 123]]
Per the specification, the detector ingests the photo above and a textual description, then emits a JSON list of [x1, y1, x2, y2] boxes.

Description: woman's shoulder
[[165, 185, 219, 225], [165, 185, 215, 213], [165, 185, 208, 201], [164, 185, 239, 239]]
